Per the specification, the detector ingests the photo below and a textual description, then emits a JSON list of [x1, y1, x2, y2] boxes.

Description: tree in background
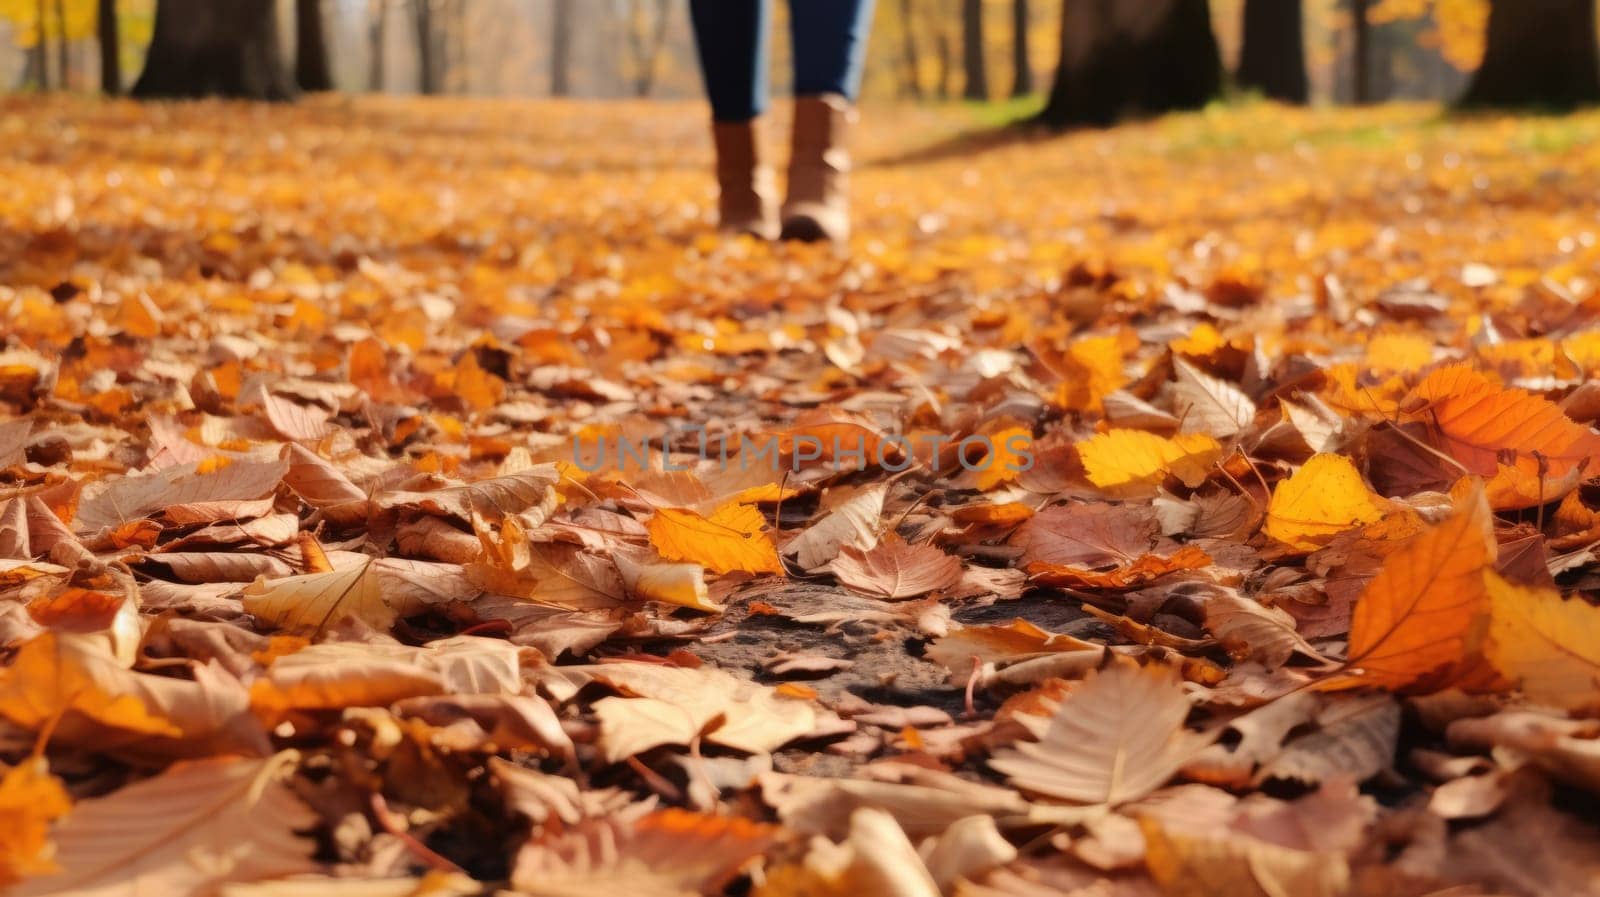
[[96, 0, 117, 93], [1461, 0, 1600, 106], [1040, 0, 1222, 126], [20, 0, 49, 88], [961, 0, 988, 99], [620, 0, 672, 97], [131, 0, 293, 99], [1238, 0, 1307, 101], [550, 0, 573, 96], [368, 0, 386, 91], [1011, 0, 1033, 96], [1349, 0, 1373, 101], [411, 0, 439, 94], [296, 0, 332, 91]]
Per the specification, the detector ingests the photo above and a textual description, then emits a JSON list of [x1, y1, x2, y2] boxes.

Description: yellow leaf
[[1049, 335, 1128, 413], [1363, 332, 1434, 374], [974, 426, 1033, 491], [615, 554, 720, 613], [1077, 430, 1221, 494], [1264, 454, 1386, 551], [1484, 571, 1600, 712], [646, 503, 783, 575], [0, 758, 71, 887]]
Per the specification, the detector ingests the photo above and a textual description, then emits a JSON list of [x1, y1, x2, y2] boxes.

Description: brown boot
[[781, 94, 856, 243], [712, 120, 779, 239]]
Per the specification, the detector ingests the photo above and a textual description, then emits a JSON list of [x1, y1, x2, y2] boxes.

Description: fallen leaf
[[647, 503, 783, 575], [1482, 570, 1600, 712], [12, 753, 317, 897], [1325, 484, 1495, 691], [1077, 430, 1221, 494], [989, 660, 1213, 805], [1263, 454, 1386, 551], [830, 536, 963, 599]]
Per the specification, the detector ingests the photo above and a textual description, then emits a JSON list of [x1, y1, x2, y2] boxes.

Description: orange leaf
[[1404, 365, 1600, 480], [1324, 484, 1495, 692]]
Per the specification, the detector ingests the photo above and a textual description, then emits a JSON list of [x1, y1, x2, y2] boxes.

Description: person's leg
[[781, 0, 876, 242], [689, 0, 770, 122], [790, 0, 876, 101], [689, 0, 779, 237]]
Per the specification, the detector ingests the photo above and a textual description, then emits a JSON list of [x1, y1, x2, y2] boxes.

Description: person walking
[[688, 0, 877, 243]]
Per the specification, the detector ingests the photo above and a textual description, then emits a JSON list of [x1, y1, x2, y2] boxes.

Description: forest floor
[[5, 95, 1600, 895]]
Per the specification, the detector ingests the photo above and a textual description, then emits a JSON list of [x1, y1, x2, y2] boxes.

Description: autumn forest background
[[0, 0, 1516, 108]]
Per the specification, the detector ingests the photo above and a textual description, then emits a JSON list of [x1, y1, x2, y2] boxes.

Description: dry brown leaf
[[830, 535, 963, 599]]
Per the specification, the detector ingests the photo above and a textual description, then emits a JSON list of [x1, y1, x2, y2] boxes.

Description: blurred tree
[[962, 0, 988, 98], [1040, 0, 1221, 126], [935, 0, 955, 97], [51, 0, 65, 85], [1011, 0, 1033, 95], [894, 0, 924, 98], [96, 0, 117, 93], [21, 0, 49, 88], [411, 0, 440, 93], [1238, 0, 1307, 101], [296, 0, 333, 91], [131, 0, 295, 98], [368, 0, 385, 90], [550, 0, 573, 96], [621, 0, 672, 97], [1461, 0, 1600, 106], [1350, 0, 1371, 101]]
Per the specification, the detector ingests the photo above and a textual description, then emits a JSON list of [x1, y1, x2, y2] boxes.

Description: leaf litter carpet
[[6, 96, 1600, 895]]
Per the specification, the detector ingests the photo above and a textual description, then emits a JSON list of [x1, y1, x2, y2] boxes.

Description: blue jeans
[[689, 0, 877, 122]]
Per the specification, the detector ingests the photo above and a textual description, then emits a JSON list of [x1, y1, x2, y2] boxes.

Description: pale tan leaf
[[1172, 358, 1254, 438], [243, 556, 401, 634], [786, 484, 887, 571], [13, 754, 318, 897], [989, 660, 1213, 805]]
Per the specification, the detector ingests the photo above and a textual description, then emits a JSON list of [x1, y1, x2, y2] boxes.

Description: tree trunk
[[624, 0, 672, 98], [295, 0, 333, 91], [450, 0, 467, 93], [412, 0, 438, 94], [132, 0, 296, 99], [1011, 0, 1032, 96], [53, 0, 69, 88], [26, 0, 49, 89], [98, 0, 120, 94], [897, 0, 923, 99], [1237, 0, 1306, 103], [1039, 0, 1221, 127], [935, 16, 953, 99], [1461, 0, 1600, 107], [550, 0, 574, 96], [1347, 0, 1372, 102], [368, 0, 386, 91], [961, 0, 988, 100]]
